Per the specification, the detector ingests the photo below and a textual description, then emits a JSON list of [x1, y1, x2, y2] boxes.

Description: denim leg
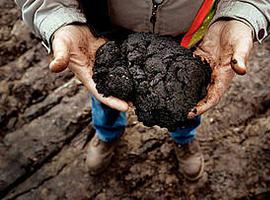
[[91, 96, 127, 142], [170, 116, 201, 145]]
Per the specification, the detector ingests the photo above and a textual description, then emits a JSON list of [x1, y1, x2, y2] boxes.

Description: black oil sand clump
[[93, 33, 212, 131]]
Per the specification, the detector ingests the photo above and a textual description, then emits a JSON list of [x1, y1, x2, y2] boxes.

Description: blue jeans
[[92, 97, 201, 144]]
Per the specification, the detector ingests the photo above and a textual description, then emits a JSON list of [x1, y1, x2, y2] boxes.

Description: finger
[[231, 58, 246, 75], [89, 78, 129, 112], [69, 63, 129, 112], [187, 84, 219, 119], [96, 94, 129, 112], [49, 38, 70, 73], [188, 66, 234, 118], [231, 36, 253, 75]]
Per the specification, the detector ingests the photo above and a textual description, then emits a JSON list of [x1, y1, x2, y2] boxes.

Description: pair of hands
[[50, 20, 253, 118]]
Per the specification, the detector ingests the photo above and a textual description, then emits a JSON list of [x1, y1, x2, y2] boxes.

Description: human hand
[[188, 20, 253, 119], [49, 24, 129, 112]]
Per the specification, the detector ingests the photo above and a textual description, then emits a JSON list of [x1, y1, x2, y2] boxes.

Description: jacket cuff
[[38, 7, 87, 53], [212, 1, 268, 43]]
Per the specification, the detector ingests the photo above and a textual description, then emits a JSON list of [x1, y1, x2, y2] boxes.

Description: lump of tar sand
[[93, 33, 212, 131]]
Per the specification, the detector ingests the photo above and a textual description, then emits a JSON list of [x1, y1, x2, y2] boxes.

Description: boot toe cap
[[180, 156, 204, 181]]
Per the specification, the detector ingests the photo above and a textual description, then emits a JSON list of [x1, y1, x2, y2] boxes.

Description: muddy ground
[[0, 2, 270, 200]]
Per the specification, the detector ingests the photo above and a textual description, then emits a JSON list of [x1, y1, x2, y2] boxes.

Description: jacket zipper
[[150, 0, 163, 33]]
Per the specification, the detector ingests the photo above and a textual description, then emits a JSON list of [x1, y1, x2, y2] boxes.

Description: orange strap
[[181, 0, 215, 48]]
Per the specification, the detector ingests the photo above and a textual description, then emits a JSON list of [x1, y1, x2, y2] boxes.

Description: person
[[15, 0, 270, 181]]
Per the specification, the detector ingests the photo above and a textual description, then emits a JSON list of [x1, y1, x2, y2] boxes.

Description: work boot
[[86, 133, 119, 175], [174, 139, 204, 181]]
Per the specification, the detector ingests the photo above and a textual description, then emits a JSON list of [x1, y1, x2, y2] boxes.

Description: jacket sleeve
[[212, 0, 270, 43], [15, 0, 87, 51]]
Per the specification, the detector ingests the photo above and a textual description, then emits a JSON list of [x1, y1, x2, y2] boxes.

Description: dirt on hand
[[93, 33, 212, 131]]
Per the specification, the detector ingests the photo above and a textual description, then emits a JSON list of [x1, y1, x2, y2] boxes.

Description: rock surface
[[93, 33, 211, 131], [1, 2, 270, 200]]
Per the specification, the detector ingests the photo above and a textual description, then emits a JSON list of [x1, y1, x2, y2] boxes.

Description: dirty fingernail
[[191, 108, 197, 114], [231, 59, 237, 65], [231, 59, 247, 75]]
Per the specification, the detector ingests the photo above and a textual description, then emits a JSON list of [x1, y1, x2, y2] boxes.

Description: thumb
[[231, 36, 253, 76], [231, 55, 247, 76], [49, 37, 70, 73]]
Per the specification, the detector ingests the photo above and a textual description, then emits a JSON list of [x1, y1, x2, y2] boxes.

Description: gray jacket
[[15, 0, 270, 51]]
